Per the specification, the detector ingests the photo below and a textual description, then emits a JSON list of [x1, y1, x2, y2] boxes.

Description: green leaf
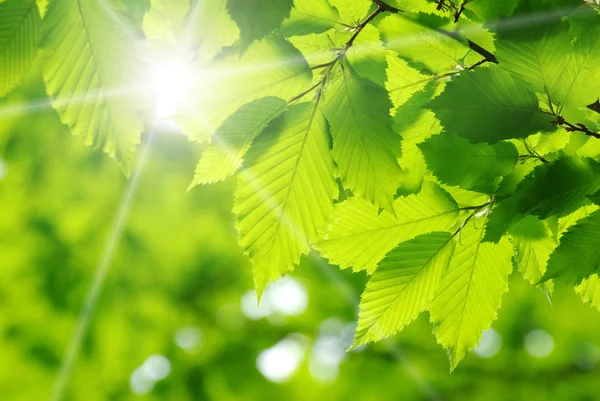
[[177, 35, 312, 141], [316, 182, 460, 272], [41, 0, 145, 172], [385, 54, 432, 111], [557, 205, 599, 239], [0, 0, 41, 98], [485, 156, 600, 242], [553, 23, 600, 118], [378, 13, 469, 74], [419, 134, 519, 193], [321, 66, 402, 210], [328, 0, 371, 23], [226, 0, 293, 50], [428, 67, 551, 143], [344, 24, 388, 86], [466, 0, 519, 20], [288, 30, 336, 67], [280, 0, 340, 37], [191, 97, 287, 186], [142, 0, 189, 41], [353, 232, 455, 347], [234, 102, 338, 296], [495, 23, 569, 96], [543, 209, 600, 284], [496, 17, 600, 120], [188, 0, 240, 62], [509, 216, 557, 289], [589, 190, 600, 205], [394, 83, 443, 196], [575, 274, 600, 311], [429, 219, 513, 370]]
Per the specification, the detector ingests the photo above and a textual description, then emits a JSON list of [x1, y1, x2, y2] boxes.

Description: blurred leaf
[[0, 0, 41, 98]]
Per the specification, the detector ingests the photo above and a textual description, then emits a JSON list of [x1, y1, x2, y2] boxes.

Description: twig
[[289, 1, 401, 104], [453, 0, 471, 22], [554, 116, 600, 139], [546, 94, 600, 139], [372, 0, 402, 14], [523, 140, 549, 164]]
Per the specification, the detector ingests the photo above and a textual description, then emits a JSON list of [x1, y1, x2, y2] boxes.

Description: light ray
[[0, 86, 141, 120], [45, 4, 586, 401], [49, 125, 157, 401]]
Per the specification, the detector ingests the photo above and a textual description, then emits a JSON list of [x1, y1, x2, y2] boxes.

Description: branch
[[546, 95, 600, 139], [466, 40, 498, 64], [404, 12, 498, 64], [372, 0, 402, 14], [553, 116, 600, 139], [289, 1, 401, 103], [346, 2, 391, 48]]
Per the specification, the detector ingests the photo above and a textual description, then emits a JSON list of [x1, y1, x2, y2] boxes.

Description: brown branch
[[554, 116, 600, 139], [546, 94, 600, 139], [452, 0, 471, 22], [372, 0, 402, 14]]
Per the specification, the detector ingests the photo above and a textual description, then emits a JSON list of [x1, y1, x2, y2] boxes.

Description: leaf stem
[[454, 198, 495, 238], [289, 1, 400, 104]]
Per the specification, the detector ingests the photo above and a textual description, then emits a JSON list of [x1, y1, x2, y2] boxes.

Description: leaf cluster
[[2, 0, 600, 369]]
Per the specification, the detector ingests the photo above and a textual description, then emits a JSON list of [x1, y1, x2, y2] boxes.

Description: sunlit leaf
[[316, 182, 460, 272], [234, 102, 338, 296], [430, 219, 513, 370], [353, 232, 455, 347], [41, 0, 146, 172]]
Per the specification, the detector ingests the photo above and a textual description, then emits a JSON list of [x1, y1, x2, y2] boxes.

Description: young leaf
[[353, 232, 455, 348], [385, 54, 432, 111], [226, 0, 293, 50], [191, 97, 288, 186], [485, 156, 600, 242], [344, 24, 388, 86], [289, 30, 339, 70], [328, 0, 371, 23], [142, 0, 189, 41], [280, 0, 340, 37], [466, 0, 519, 20], [419, 134, 519, 193], [576, 274, 600, 312], [41, 0, 145, 172], [429, 220, 513, 370], [234, 102, 338, 296], [0, 0, 41, 98], [543, 209, 600, 285], [495, 23, 568, 95], [394, 83, 442, 196], [188, 0, 240, 62], [177, 35, 312, 142], [316, 182, 460, 272], [495, 21, 600, 119], [378, 14, 469, 74], [508, 216, 556, 289], [321, 66, 402, 211], [428, 67, 551, 143]]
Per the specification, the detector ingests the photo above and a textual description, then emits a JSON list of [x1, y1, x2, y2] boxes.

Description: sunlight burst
[[148, 55, 193, 119]]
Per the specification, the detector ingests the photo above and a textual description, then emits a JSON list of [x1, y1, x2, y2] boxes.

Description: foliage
[[1, 0, 600, 371]]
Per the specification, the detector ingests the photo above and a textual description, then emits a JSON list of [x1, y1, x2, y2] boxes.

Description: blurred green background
[[2, 68, 600, 401]]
